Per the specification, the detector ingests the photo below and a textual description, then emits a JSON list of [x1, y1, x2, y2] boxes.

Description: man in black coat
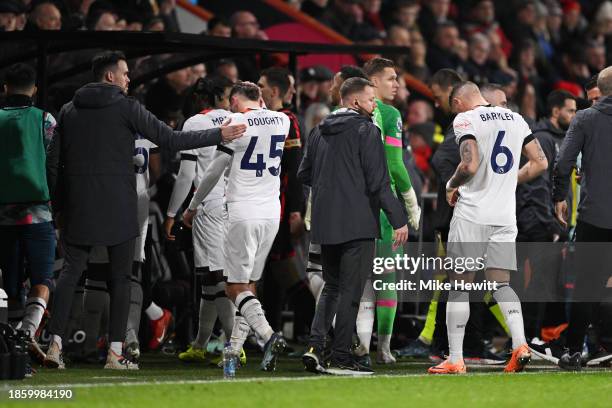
[[553, 66, 612, 370], [298, 77, 407, 375], [515, 90, 575, 340], [44, 51, 246, 370]]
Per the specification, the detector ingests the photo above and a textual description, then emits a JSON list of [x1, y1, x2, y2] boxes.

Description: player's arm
[[163, 117, 203, 239], [383, 108, 421, 230], [446, 137, 478, 206], [553, 115, 585, 227], [164, 151, 197, 240], [129, 101, 244, 149], [182, 147, 232, 228], [517, 136, 548, 185]]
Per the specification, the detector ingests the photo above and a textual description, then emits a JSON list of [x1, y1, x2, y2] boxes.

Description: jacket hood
[[73, 83, 126, 109], [319, 109, 372, 135], [592, 95, 612, 116], [534, 117, 565, 138]]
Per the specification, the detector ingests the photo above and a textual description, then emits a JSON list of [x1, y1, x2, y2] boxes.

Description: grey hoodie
[[553, 95, 612, 229]]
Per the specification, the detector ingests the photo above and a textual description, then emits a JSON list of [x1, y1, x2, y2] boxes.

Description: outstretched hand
[[220, 118, 246, 143]]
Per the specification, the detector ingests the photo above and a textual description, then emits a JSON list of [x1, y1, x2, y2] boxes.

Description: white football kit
[[219, 108, 290, 283], [448, 105, 533, 272], [182, 109, 230, 271]]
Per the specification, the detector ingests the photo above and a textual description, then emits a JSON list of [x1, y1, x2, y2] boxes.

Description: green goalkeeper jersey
[[372, 99, 412, 194]]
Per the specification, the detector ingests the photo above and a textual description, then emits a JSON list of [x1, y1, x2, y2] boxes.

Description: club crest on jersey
[[454, 119, 472, 130]]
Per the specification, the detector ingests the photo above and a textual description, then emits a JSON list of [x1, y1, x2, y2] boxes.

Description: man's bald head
[[449, 81, 487, 113], [597, 66, 612, 96]]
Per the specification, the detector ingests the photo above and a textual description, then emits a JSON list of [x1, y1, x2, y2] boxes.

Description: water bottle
[[223, 344, 237, 379]]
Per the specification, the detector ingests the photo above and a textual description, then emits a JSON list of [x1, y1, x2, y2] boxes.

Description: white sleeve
[[180, 116, 204, 155], [453, 112, 477, 144], [188, 150, 231, 211], [166, 158, 196, 217]]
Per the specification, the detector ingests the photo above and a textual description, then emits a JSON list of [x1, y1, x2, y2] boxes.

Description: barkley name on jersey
[[452, 105, 533, 226]]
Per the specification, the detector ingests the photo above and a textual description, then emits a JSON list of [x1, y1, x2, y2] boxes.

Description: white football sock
[[447, 290, 470, 364], [193, 286, 218, 348], [493, 284, 527, 349], [145, 302, 163, 321], [307, 271, 325, 304], [21, 297, 46, 338], [52, 335, 63, 350], [229, 312, 250, 352], [213, 282, 235, 338], [356, 301, 375, 353], [235, 291, 273, 344], [356, 282, 375, 354], [378, 334, 392, 355], [110, 341, 122, 356]]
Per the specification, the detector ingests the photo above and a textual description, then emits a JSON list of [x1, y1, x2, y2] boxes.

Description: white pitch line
[[1, 369, 610, 391]]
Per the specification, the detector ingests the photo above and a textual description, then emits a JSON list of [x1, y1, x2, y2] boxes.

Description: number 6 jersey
[[217, 108, 290, 221], [452, 105, 533, 226]]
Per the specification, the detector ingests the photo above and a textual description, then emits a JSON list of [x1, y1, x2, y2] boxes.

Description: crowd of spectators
[[0, 0, 181, 33], [291, 0, 612, 118]]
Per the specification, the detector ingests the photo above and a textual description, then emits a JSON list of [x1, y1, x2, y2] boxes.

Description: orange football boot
[[428, 358, 467, 374], [504, 344, 531, 373]]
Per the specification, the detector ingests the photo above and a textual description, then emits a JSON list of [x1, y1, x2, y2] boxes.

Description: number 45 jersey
[[452, 105, 533, 226], [218, 109, 290, 222]]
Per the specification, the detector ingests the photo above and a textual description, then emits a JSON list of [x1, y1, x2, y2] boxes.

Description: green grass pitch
[[1, 354, 610, 408]]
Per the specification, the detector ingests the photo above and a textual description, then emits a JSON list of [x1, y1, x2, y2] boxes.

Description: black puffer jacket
[[47, 83, 222, 245], [298, 109, 405, 245]]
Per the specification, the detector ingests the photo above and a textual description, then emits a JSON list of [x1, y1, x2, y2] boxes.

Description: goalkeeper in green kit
[[355, 58, 421, 364]]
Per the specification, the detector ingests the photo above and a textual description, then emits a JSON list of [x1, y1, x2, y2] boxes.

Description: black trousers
[[309, 239, 374, 360], [567, 220, 612, 353], [516, 222, 565, 338], [49, 238, 134, 343]]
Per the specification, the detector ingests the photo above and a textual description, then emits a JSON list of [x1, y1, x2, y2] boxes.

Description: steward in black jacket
[[298, 109, 405, 245], [47, 82, 243, 246], [298, 101, 406, 369]]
